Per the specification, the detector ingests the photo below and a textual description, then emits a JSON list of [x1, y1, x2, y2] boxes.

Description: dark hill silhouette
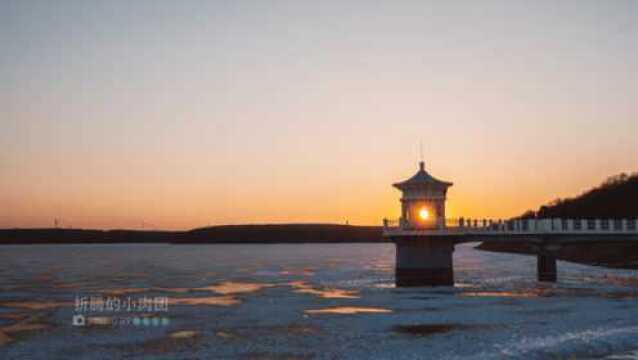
[[480, 172, 638, 269], [521, 172, 638, 219], [0, 224, 384, 244], [181, 224, 383, 243], [0, 229, 180, 244]]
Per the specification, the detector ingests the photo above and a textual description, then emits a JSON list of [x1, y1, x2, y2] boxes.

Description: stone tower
[[387, 162, 455, 286]]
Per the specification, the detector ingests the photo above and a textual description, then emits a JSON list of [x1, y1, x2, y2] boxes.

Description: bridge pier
[[537, 254, 557, 282], [394, 237, 455, 286]]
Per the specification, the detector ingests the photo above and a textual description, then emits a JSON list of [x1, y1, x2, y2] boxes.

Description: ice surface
[[0, 243, 638, 359]]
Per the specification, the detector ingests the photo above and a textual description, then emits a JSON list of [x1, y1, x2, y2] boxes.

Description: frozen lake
[[1, 243, 638, 359]]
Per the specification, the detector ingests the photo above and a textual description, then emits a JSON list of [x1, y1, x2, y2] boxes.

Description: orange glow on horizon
[[2, 2, 636, 230], [1, 166, 632, 230]]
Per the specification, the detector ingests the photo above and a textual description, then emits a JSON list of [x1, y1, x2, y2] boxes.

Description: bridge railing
[[383, 217, 638, 234]]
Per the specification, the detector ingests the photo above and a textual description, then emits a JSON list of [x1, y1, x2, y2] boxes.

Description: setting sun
[[418, 208, 430, 220]]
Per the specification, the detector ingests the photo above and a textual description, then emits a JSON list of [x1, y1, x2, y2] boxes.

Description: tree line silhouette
[[521, 172, 638, 219]]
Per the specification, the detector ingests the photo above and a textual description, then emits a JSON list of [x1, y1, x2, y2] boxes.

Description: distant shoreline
[[0, 224, 386, 245]]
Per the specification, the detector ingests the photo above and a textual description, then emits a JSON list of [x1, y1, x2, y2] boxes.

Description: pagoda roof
[[393, 162, 453, 190]]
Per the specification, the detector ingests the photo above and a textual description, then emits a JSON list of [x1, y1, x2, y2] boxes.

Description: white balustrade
[[383, 217, 638, 236]]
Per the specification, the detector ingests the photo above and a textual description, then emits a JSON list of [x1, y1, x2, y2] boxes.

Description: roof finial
[[419, 140, 425, 171]]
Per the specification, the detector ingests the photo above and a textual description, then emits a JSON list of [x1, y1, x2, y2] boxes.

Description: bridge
[[383, 162, 638, 286], [383, 217, 638, 241], [383, 217, 638, 284]]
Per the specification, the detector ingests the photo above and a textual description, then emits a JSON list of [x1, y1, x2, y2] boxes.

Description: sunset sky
[[2, 1, 637, 230]]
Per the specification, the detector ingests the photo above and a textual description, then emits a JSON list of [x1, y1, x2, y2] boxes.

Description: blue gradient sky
[[1, 0, 637, 229]]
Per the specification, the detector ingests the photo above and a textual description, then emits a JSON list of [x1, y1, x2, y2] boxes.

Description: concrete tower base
[[394, 237, 455, 287]]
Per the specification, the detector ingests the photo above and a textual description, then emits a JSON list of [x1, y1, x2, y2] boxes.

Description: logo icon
[[72, 314, 86, 327]]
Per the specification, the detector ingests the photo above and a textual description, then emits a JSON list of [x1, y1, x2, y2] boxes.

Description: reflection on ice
[[305, 306, 391, 315], [458, 286, 635, 299], [290, 281, 359, 299], [0, 313, 28, 321], [460, 291, 543, 298], [86, 316, 113, 326], [154, 287, 192, 293], [169, 296, 240, 306], [279, 268, 315, 276], [102, 288, 149, 296], [170, 330, 199, 339], [0, 300, 71, 310], [114, 281, 275, 296], [0, 314, 52, 346], [216, 330, 235, 339], [197, 281, 274, 295]]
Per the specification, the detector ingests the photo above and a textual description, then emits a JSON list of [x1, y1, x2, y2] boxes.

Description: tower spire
[[419, 140, 425, 171]]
